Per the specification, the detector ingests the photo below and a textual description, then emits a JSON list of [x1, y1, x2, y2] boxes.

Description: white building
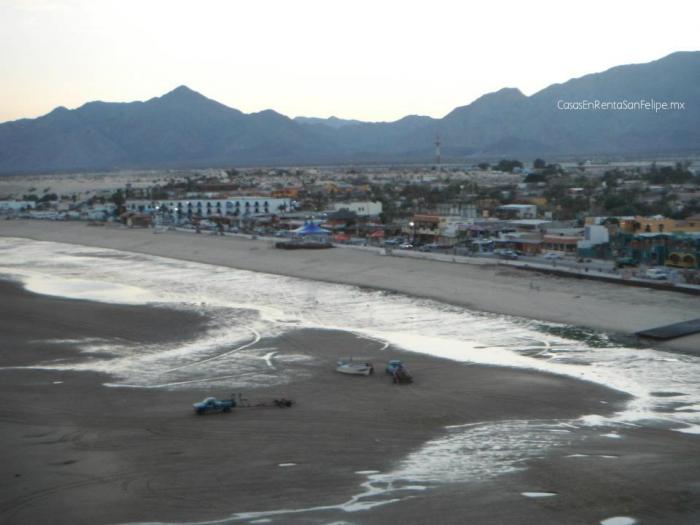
[[0, 200, 36, 213], [83, 204, 116, 220], [436, 201, 478, 219], [329, 201, 382, 217], [578, 224, 610, 248], [577, 224, 610, 251], [496, 204, 537, 219], [126, 197, 293, 219]]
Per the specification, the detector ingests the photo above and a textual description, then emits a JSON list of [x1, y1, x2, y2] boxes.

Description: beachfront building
[[328, 201, 382, 217], [0, 200, 36, 213], [436, 201, 479, 219], [404, 214, 440, 244], [577, 225, 611, 258], [402, 215, 486, 245], [542, 228, 584, 254], [126, 197, 293, 221], [507, 219, 553, 233], [495, 204, 537, 219], [439, 217, 475, 244], [619, 215, 700, 234], [465, 219, 512, 240], [615, 232, 700, 269], [494, 232, 543, 255]]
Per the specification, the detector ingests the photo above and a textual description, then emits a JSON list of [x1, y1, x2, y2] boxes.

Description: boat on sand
[[336, 359, 374, 376]]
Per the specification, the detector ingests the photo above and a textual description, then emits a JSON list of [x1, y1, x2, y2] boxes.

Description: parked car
[[615, 257, 638, 268], [544, 252, 563, 260], [645, 268, 669, 280], [399, 243, 414, 250], [498, 249, 519, 260]]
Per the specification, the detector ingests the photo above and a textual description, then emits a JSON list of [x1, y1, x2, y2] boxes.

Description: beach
[[3, 280, 700, 525], [1, 220, 698, 354], [1, 221, 700, 524]]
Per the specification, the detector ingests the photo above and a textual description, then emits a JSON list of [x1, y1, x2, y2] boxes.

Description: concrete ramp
[[636, 318, 700, 340]]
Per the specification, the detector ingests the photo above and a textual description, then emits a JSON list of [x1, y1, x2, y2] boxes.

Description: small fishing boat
[[336, 359, 374, 376]]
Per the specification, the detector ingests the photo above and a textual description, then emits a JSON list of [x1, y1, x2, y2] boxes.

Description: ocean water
[[1, 237, 698, 522]]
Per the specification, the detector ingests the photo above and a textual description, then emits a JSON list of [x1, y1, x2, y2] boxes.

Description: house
[[542, 228, 584, 254], [495, 204, 537, 219], [616, 232, 700, 268], [577, 225, 611, 258], [0, 200, 36, 213], [436, 201, 478, 219], [404, 214, 440, 244], [329, 201, 382, 217], [494, 232, 543, 255], [506, 219, 552, 232], [126, 197, 293, 221], [620, 216, 700, 234]]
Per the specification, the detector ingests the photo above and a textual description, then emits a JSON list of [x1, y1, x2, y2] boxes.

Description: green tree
[[524, 173, 547, 183], [494, 159, 523, 173]]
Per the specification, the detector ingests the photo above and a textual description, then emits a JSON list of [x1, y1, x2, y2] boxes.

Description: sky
[[1, 0, 699, 123]]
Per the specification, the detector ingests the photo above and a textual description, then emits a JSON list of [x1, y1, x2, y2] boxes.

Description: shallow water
[[600, 517, 637, 525], [2, 237, 698, 434], [521, 492, 557, 498]]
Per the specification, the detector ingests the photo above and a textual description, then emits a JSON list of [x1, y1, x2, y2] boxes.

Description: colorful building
[[619, 215, 700, 234], [615, 232, 700, 269]]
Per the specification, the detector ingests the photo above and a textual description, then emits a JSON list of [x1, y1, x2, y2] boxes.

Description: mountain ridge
[[1, 51, 698, 174]]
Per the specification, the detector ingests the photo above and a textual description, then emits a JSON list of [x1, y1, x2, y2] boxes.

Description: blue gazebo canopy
[[293, 222, 330, 236]]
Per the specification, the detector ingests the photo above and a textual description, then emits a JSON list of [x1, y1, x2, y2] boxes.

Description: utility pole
[[435, 133, 442, 167]]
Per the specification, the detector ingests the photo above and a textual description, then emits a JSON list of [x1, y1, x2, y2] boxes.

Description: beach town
[[2, 160, 699, 285]]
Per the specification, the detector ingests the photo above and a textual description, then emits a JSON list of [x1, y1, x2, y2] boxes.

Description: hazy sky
[[1, 0, 698, 123]]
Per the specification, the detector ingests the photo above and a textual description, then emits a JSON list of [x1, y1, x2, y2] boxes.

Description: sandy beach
[[1, 219, 698, 354], [1, 221, 700, 524], [2, 280, 700, 525]]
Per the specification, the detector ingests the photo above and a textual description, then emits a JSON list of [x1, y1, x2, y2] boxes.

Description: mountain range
[[1, 51, 699, 174]]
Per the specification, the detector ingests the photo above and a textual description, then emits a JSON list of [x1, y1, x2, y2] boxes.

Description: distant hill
[[292, 116, 365, 129], [1, 51, 699, 173]]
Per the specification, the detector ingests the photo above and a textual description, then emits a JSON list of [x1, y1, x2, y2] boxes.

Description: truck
[[645, 268, 669, 280], [615, 256, 639, 268], [385, 360, 413, 384], [193, 397, 236, 415]]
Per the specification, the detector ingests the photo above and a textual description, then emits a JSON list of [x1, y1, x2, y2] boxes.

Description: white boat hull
[[336, 361, 374, 376]]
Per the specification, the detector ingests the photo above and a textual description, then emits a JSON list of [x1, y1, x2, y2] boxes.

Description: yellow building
[[272, 188, 300, 199], [526, 197, 548, 207], [620, 216, 700, 234]]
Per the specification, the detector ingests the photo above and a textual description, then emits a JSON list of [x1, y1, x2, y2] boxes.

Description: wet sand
[[1, 226, 700, 523], [1, 220, 698, 355], [0, 280, 673, 525]]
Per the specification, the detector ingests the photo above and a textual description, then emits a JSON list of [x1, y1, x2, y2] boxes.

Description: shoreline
[[1, 219, 699, 355], [0, 281, 640, 525], [3, 230, 700, 524]]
